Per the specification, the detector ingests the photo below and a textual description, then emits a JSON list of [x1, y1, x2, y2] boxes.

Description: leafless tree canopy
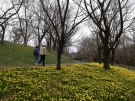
[[1, 0, 135, 69], [73, 0, 135, 69], [39, 0, 87, 69], [0, 0, 23, 43]]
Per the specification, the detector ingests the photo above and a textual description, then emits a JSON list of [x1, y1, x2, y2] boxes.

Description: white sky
[[3, 0, 135, 50]]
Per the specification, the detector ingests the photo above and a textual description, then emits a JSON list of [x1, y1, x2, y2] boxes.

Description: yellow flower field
[[0, 63, 135, 101]]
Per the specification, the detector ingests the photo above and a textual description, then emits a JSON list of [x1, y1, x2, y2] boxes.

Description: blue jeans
[[34, 56, 39, 64]]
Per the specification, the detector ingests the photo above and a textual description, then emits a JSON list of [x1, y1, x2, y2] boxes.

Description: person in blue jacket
[[33, 46, 39, 65]]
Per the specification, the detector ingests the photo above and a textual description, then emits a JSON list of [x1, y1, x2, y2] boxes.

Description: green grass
[[0, 42, 72, 67], [0, 63, 135, 101]]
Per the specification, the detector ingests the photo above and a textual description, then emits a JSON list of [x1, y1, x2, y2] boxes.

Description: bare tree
[[115, 34, 132, 65], [0, 0, 23, 43], [40, 0, 87, 70], [12, 27, 23, 43], [76, 0, 135, 69], [31, 1, 55, 49], [76, 35, 98, 62], [15, 0, 35, 46]]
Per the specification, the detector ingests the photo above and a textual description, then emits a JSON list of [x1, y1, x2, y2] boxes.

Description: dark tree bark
[[110, 48, 115, 65], [98, 46, 102, 64], [40, 0, 87, 70], [0, 24, 5, 43], [79, 0, 134, 69]]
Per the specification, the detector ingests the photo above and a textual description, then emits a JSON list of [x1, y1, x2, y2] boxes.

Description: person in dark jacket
[[34, 46, 39, 65]]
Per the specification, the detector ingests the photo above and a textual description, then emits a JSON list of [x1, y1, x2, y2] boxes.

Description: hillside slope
[[0, 42, 72, 67]]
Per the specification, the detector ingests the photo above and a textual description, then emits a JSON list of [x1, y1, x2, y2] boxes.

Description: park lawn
[[0, 42, 73, 67], [0, 63, 135, 101]]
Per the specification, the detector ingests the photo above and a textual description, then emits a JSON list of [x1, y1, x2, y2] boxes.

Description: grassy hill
[[0, 41, 73, 67]]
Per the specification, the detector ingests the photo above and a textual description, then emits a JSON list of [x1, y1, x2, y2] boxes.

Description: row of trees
[[0, 0, 24, 43], [0, 0, 135, 70], [75, 26, 135, 67]]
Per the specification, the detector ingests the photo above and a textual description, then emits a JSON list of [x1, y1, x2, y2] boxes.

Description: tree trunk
[[49, 38, 52, 51], [57, 52, 61, 70], [38, 35, 41, 48], [23, 36, 27, 46], [56, 43, 63, 70], [110, 48, 115, 65], [103, 36, 110, 70], [98, 46, 102, 64], [103, 50, 110, 70], [52, 40, 57, 51], [0, 25, 5, 43], [47, 40, 50, 50], [1, 32, 5, 43]]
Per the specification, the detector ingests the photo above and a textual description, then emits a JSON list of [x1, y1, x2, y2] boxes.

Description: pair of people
[[34, 45, 46, 66]]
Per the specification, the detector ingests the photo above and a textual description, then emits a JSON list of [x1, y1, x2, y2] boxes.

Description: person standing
[[39, 44, 46, 66], [34, 46, 39, 65]]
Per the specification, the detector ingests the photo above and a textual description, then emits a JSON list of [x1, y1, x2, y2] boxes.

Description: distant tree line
[[74, 26, 135, 67]]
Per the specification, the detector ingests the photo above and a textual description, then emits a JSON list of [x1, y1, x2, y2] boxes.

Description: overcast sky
[[2, 0, 135, 50]]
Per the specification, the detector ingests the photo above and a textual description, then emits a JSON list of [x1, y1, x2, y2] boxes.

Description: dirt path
[[1, 62, 134, 71], [0, 62, 81, 69]]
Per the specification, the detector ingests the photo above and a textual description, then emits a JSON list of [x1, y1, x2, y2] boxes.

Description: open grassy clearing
[[0, 63, 135, 101]]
